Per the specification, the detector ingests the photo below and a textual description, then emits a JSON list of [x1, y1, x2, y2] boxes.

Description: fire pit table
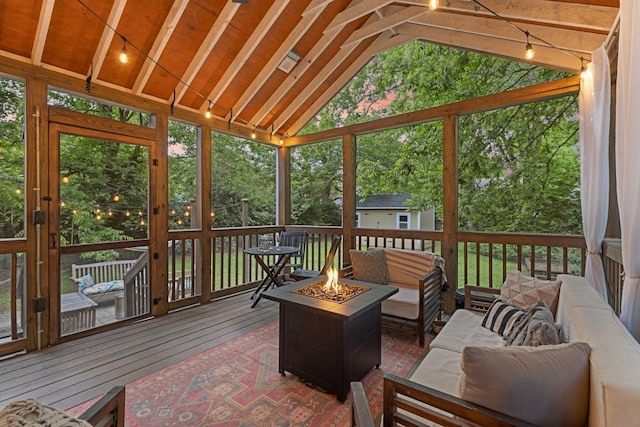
[[262, 275, 398, 401]]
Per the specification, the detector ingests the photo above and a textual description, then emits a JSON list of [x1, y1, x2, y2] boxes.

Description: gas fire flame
[[323, 267, 340, 293]]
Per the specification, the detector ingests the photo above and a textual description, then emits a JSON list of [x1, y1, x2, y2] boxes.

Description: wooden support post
[[343, 134, 356, 264], [151, 113, 169, 316], [276, 146, 291, 225], [442, 115, 458, 314]]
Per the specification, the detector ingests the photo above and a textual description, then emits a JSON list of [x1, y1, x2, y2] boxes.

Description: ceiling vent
[[278, 51, 301, 73]]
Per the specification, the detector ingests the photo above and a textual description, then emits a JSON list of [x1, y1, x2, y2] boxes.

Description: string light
[[113, 193, 120, 202], [428, 0, 438, 10], [251, 126, 256, 139], [119, 36, 128, 64], [524, 31, 534, 60], [469, 0, 587, 71], [580, 57, 592, 80], [62, 176, 70, 183], [75, 0, 273, 136]]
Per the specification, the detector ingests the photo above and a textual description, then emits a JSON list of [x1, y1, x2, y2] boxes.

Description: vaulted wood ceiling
[[0, 0, 619, 138]]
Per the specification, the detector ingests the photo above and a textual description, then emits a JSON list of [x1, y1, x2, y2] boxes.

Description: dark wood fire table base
[[262, 277, 398, 401]]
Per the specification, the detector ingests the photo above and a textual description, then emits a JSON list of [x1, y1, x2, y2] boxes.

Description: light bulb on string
[[524, 31, 534, 60], [113, 193, 120, 202], [62, 176, 70, 183], [580, 57, 592, 80], [428, 0, 438, 10], [119, 37, 128, 64], [125, 211, 131, 217], [205, 101, 212, 119]]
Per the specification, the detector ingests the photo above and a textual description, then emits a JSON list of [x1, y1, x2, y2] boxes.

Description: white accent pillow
[[459, 342, 591, 427]]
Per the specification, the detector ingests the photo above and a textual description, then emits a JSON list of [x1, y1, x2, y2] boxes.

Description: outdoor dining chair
[[278, 231, 307, 270]]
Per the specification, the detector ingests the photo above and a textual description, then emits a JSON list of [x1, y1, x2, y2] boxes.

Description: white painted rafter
[[231, 0, 332, 120], [174, 1, 241, 103], [132, 0, 190, 95], [201, 0, 292, 113], [31, 0, 56, 66]]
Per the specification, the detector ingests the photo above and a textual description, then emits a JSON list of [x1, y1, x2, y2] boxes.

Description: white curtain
[[616, 0, 640, 340], [579, 45, 610, 301]]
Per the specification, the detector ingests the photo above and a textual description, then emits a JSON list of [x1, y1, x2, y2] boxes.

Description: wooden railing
[[457, 232, 587, 288], [165, 227, 634, 314], [0, 240, 27, 356]]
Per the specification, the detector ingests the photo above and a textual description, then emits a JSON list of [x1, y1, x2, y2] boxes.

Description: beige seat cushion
[[459, 342, 591, 427], [430, 309, 505, 353], [381, 282, 419, 319]]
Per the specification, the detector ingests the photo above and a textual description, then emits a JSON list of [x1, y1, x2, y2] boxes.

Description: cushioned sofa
[[341, 248, 446, 346], [352, 272, 640, 426]]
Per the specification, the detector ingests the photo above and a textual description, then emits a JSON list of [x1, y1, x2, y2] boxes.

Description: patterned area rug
[[70, 321, 429, 426]]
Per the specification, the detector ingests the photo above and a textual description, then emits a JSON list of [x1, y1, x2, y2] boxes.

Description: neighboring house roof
[[356, 194, 413, 210]]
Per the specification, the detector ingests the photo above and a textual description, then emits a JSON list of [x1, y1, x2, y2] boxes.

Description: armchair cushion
[[459, 342, 591, 427], [349, 248, 389, 285]]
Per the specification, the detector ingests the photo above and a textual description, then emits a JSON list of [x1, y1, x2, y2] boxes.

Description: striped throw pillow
[[482, 299, 524, 338]]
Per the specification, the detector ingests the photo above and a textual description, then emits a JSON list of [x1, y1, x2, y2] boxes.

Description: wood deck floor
[[0, 290, 279, 411]]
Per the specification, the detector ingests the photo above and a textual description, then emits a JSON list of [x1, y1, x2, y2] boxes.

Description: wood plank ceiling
[[0, 0, 619, 139]]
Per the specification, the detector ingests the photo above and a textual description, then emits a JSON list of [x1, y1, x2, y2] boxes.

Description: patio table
[[244, 245, 299, 308]]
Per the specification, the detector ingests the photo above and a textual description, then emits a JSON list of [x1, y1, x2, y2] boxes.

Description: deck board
[[0, 291, 279, 410]]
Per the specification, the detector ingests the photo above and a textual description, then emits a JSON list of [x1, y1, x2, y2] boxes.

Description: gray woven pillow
[[349, 248, 389, 285], [506, 301, 560, 346]]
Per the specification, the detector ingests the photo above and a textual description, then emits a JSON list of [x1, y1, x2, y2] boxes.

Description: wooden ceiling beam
[[409, 11, 606, 55], [91, 0, 128, 78], [265, 10, 394, 133], [175, 2, 241, 103], [397, 22, 585, 73], [438, 0, 617, 31], [287, 32, 416, 136], [249, 2, 368, 127], [31, 0, 56, 66], [326, 0, 393, 32], [232, 0, 332, 120], [202, 0, 292, 114], [341, 5, 428, 47], [132, 0, 190, 95]]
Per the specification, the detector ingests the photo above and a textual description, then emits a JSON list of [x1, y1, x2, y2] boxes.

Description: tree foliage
[[300, 41, 581, 234]]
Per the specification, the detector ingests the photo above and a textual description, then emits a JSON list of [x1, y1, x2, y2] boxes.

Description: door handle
[[50, 233, 57, 249]]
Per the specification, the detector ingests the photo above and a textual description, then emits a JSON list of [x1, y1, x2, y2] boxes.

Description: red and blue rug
[[71, 321, 428, 426]]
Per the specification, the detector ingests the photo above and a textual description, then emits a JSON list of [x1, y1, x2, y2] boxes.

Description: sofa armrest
[[464, 285, 500, 312], [79, 385, 125, 427], [383, 374, 535, 427], [351, 382, 376, 427]]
